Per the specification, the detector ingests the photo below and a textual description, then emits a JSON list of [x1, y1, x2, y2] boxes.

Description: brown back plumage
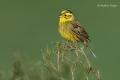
[[70, 21, 89, 46]]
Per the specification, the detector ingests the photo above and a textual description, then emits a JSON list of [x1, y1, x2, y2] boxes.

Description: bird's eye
[[64, 14, 67, 16]]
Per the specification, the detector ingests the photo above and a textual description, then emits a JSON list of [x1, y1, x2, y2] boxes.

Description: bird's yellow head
[[59, 10, 75, 23]]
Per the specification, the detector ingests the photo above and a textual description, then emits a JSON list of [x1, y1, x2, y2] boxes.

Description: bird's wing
[[70, 21, 89, 42]]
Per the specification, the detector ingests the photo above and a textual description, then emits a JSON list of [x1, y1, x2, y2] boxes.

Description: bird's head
[[59, 10, 75, 23]]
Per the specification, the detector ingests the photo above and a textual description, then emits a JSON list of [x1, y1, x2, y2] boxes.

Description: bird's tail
[[88, 47, 96, 58]]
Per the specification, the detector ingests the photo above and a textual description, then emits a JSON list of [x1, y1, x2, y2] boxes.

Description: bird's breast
[[59, 23, 79, 42]]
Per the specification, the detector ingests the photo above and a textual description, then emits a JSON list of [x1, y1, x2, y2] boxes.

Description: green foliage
[[4, 42, 100, 80]]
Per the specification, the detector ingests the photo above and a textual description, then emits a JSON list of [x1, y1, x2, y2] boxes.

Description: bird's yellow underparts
[[58, 9, 96, 58]]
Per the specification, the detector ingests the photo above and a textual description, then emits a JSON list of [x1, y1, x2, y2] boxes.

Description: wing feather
[[70, 21, 89, 44]]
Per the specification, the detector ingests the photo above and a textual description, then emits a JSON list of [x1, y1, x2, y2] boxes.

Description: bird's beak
[[59, 14, 62, 18], [59, 15, 61, 18]]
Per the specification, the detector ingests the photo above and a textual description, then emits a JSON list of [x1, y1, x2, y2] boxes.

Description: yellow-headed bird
[[58, 10, 96, 58]]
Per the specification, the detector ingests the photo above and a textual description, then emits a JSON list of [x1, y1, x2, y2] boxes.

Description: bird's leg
[[69, 42, 77, 51], [64, 41, 72, 50]]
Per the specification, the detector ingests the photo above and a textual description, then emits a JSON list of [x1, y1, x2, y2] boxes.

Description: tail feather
[[83, 41, 96, 58], [88, 47, 96, 58]]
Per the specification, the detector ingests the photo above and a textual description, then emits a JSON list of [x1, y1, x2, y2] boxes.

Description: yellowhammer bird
[[58, 10, 96, 58]]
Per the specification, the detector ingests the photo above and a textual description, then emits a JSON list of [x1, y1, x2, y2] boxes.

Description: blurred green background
[[0, 0, 120, 80]]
